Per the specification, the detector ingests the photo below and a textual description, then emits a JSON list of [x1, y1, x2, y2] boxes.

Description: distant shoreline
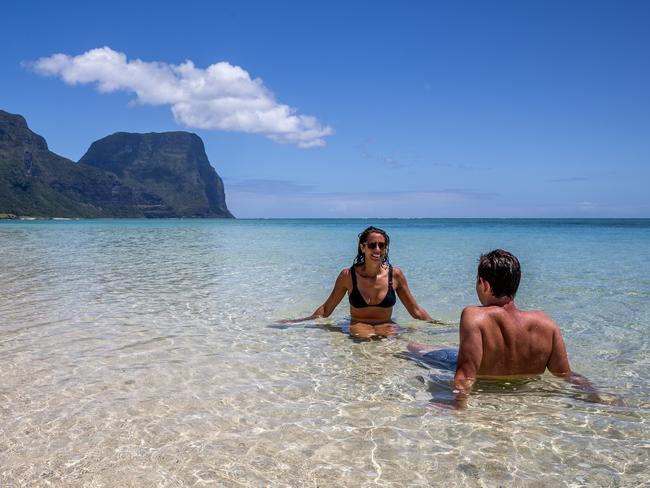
[[1, 214, 648, 222], [0, 214, 235, 221]]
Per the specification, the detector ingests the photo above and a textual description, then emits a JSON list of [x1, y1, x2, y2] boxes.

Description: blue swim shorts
[[422, 348, 458, 371]]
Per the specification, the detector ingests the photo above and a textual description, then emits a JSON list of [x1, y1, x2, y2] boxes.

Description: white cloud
[[29, 47, 333, 148]]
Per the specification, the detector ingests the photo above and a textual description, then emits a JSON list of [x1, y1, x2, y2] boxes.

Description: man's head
[[477, 249, 521, 299]]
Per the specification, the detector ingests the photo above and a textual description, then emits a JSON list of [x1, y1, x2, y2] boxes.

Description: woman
[[283, 226, 433, 340]]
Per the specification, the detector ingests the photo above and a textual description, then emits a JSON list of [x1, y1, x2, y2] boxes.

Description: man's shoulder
[[460, 305, 491, 329], [461, 305, 484, 315], [520, 309, 559, 330], [461, 304, 502, 318]]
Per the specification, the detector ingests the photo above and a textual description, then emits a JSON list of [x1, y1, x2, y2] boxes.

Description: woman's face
[[361, 232, 387, 263]]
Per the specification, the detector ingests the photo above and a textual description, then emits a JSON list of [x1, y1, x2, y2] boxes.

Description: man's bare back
[[460, 302, 570, 378]]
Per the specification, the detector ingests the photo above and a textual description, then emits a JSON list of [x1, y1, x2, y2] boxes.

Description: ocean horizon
[[1, 218, 648, 486]]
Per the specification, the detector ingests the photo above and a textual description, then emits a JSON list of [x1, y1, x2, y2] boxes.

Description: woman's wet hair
[[353, 226, 390, 266], [478, 249, 521, 298]]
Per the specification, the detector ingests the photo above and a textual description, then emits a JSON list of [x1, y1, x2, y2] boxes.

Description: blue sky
[[2, 1, 649, 217]]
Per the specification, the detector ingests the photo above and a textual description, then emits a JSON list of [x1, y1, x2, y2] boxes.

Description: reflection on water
[[1, 219, 649, 486]]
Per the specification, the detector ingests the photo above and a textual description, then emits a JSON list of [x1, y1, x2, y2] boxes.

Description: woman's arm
[[278, 269, 350, 323], [394, 268, 433, 321]]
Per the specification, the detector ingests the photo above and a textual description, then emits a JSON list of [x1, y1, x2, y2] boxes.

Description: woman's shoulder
[[391, 265, 404, 277], [337, 267, 353, 280], [390, 266, 408, 285], [334, 267, 354, 290]]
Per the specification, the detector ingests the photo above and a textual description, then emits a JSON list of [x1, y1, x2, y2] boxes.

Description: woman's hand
[[277, 317, 312, 324]]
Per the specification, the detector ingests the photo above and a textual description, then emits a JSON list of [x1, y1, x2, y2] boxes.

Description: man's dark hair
[[478, 249, 521, 298]]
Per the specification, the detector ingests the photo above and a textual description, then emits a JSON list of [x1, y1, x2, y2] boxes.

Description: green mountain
[[0, 110, 233, 218], [79, 131, 232, 218]]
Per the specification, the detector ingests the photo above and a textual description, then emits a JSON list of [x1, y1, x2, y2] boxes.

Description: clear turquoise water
[[1, 219, 648, 486]]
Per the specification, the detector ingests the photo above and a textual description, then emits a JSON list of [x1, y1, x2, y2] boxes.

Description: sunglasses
[[364, 241, 386, 250]]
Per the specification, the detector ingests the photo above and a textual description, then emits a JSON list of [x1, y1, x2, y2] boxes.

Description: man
[[409, 249, 595, 407]]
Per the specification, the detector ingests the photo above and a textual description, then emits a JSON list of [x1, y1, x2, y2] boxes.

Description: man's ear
[[478, 277, 491, 295]]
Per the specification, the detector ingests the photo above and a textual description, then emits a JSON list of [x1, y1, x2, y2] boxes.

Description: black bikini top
[[348, 265, 397, 308]]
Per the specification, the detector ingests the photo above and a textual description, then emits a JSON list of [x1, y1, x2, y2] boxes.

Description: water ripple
[[1, 219, 649, 486]]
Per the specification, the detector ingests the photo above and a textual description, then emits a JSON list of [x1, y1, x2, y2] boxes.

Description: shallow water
[[1, 219, 649, 486]]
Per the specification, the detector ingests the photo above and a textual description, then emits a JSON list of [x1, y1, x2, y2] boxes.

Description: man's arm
[[546, 320, 601, 398], [547, 321, 571, 376], [450, 307, 484, 407]]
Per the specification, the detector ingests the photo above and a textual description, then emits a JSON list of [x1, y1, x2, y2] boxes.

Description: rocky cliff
[[79, 132, 232, 218], [0, 110, 233, 218]]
